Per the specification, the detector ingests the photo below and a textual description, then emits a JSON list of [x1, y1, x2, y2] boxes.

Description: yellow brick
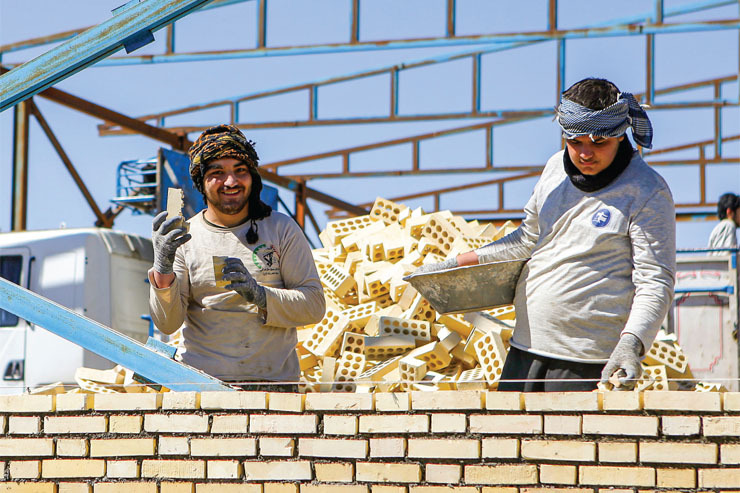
[[159, 436, 190, 455], [698, 468, 740, 487], [582, 415, 658, 436], [144, 414, 209, 433], [540, 464, 577, 484], [90, 438, 156, 457], [524, 392, 599, 412], [242, 460, 312, 480], [300, 486, 368, 493], [579, 466, 655, 486], [106, 459, 139, 478], [643, 391, 721, 412], [426, 463, 462, 483], [200, 391, 267, 410], [656, 468, 696, 488], [259, 437, 294, 457], [601, 390, 642, 411], [93, 393, 161, 411], [56, 438, 88, 457], [464, 465, 538, 485], [162, 392, 200, 410], [356, 462, 421, 483], [469, 414, 542, 434], [598, 442, 637, 463], [722, 443, 740, 464], [724, 392, 740, 411], [264, 484, 298, 493], [8, 417, 39, 435], [484, 392, 522, 411], [0, 395, 53, 413], [411, 390, 482, 410], [315, 462, 354, 482], [359, 415, 428, 434], [0, 438, 54, 457], [521, 439, 595, 462], [207, 459, 242, 479], [160, 482, 195, 493], [305, 393, 373, 411], [661, 415, 700, 435], [58, 483, 92, 493], [45, 416, 106, 434], [9, 460, 40, 479], [374, 392, 410, 412], [640, 442, 717, 464], [0, 483, 55, 492], [191, 438, 257, 457], [211, 415, 248, 434], [141, 460, 206, 479], [109, 415, 142, 434], [481, 438, 519, 459], [544, 415, 581, 435], [250, 414, 317, 434], [94, 484, 157, 493], [56, 394, 91, 412], [369, 438, 405, 458], [324, 415, 358, 435], [42, 459, 105, 478], [430, 413, 466, 433], [268, 392, 304, 412], [408, 438, 480, 459], [704, 416, 740, 436], [370, 487, 405, 493], [195, 484, 261, 493], [299, 438, 367, 458]]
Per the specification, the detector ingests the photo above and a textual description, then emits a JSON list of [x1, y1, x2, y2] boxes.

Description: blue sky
[[0, 0, 738, 249]]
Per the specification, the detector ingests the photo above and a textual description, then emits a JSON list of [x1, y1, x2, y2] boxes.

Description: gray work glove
[[600, 333, 644, 390], [152, 211, 191, 275], [222, 257, 267, 309], [412, 257, 459, 276]]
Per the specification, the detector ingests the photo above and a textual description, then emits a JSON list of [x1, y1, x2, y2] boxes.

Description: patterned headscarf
[[188, 124, 259, 192], [556, 92, 653, 149]]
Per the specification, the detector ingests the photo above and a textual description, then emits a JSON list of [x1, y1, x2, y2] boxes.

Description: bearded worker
[[148, 124, 325, 391], [417, 78, 676, 391]]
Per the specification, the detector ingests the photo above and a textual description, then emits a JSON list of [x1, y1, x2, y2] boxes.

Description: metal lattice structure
[[0, 0, 738, 235]]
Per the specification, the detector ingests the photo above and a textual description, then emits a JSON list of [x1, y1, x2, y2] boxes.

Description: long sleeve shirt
[[708, 218, 738, 253], [475, 149, 676, 362], [149, 210, 325, 381]]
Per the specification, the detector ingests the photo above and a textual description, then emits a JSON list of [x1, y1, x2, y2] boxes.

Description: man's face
[[203, 157, 252, 215], [566, 135, 624, 175]]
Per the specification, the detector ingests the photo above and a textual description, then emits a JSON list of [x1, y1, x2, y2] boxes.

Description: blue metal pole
[[0, 0, 213, 113], [0, 276, 233, 392]]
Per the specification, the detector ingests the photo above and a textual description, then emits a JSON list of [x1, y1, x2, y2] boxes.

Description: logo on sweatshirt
[[252, 243, 280, 274], [592, 209, 611, 228]]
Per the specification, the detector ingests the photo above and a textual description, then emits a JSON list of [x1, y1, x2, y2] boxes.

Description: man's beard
[[206, 186, 250, 215]]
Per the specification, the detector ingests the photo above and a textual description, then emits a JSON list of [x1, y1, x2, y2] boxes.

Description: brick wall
[[0, 390, 739, 492]]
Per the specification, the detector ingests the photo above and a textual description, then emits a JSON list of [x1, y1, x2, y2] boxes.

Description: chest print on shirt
[[252, 243, 281, 275], [591, 209, 611, 228]]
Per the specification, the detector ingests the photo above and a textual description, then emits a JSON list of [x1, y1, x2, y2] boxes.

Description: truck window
[[0, 256, 22, 327]]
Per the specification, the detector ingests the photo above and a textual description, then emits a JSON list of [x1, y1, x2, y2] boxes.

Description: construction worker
[[148, 124, 325, 391], [416, 78, 676, 391], [707, 192, 739, 253]]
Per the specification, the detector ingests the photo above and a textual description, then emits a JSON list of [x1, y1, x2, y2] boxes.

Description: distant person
[[415, 78, 676, 391], [707, 192, 739, 253], [148, 124, 325, 391]]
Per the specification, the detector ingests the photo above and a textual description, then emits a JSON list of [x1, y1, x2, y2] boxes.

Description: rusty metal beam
[[11, 100, 30, 231]]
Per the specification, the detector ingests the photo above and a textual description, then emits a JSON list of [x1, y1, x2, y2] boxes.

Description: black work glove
[[152, 211, 191, 275], [222, 257, 267, 309], [600, 333, 644, 390]]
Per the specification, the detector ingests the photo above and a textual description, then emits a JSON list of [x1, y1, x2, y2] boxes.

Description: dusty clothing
[[149, 211, 325, 382], [475, 149, 675, 363], [708, 218, 738, 252]]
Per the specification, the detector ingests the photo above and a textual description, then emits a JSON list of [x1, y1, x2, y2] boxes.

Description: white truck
[[0, 228, 153, 394]]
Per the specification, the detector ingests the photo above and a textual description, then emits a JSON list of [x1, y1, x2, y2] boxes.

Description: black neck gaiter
[[563, 138, 634, 192]]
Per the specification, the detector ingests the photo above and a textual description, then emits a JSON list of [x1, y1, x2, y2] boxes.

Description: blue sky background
[[0, 0, 738, 249]]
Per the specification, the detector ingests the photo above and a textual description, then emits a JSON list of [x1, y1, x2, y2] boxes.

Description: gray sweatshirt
[[475, 150, 675, 362], [149, 211, 325, 381]]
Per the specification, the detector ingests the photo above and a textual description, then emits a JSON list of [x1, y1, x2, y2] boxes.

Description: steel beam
[[0, 0, 214, 112], [0, 277, 233, 392], [11, 100, 30, 231]]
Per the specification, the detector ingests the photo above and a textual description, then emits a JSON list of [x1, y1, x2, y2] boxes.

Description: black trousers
[[497, 346, 604, 392]]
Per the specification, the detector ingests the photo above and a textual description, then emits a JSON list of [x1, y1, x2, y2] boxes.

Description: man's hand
[[600, 333, 644, 390], [411, 257, 459, 276], [222, 257, 267, 309], [152, 211, 191, 275]]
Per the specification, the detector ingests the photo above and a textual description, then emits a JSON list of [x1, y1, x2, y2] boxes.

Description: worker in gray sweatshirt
[[417, 78, 676, 391]]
